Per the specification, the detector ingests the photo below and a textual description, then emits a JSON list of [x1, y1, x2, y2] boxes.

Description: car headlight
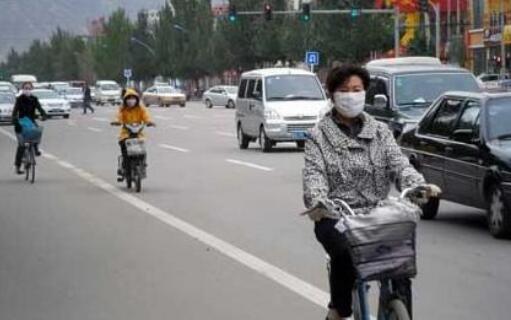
[[264, 109, 281, 120]]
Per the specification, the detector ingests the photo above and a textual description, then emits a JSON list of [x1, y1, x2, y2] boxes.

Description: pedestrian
[[302, 65, 440, 320], [83, 82, 95, 114], [11, 81, 47, 174]]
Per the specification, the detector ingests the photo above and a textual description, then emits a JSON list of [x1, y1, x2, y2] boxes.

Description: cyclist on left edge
[[11, 81, 47, 175]]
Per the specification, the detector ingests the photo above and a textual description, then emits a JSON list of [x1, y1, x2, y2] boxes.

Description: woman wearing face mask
[[11, 81, 47, 175], [303, 65, 440, 320], [111, 88, 155, 181]]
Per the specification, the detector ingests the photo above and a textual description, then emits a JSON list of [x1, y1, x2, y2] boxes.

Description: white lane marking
[[226, 159, 274, 172], [168, 125, 189, 130], [88, 127, 102, 133], [213, 115, 234, 119], [0, 126, 329, 310], [155, 115, 172, 121], [93, 117, 110, 122], [159, 143, 190, 153], [216, 131, 236, 137], [183, 115, 201, 119]]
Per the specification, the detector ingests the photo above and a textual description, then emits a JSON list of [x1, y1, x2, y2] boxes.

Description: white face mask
[[333, 91, 366, 118], [22, 89, 32, 96], [126, 98, 137, 107]]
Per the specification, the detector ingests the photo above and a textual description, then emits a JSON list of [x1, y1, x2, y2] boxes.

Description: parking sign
[[123, 68, 132, 79], [305, 51, 319, 66]]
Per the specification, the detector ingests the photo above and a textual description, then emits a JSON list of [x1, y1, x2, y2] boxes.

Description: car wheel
[[259, 126, 272, 153], [227, 100, 235, 109], [63, 114, 70, 119], [237, 124, 250, 150], [205, 99, 213, 109], [420, 197, 439, 220], [487, 184, 511, 238], [296, 141, 305, 149], [180, 103, 186, 108]]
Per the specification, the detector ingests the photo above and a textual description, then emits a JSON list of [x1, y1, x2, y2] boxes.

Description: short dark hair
[[325, 65, 370, 96], [21, 81, 33, 89]]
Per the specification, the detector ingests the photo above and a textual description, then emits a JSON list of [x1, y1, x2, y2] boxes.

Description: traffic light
[[228, 5, 237, 23], [351, 7, 361, 19], [263, 3, 272, 21], [418, 0, 429, 13], [301, 3, 311, 22]]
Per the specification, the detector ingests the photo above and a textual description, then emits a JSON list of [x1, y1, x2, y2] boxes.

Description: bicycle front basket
[[335, 198, 420, 281], [125, 138, 146, 156], [21, 126, 43, 143]]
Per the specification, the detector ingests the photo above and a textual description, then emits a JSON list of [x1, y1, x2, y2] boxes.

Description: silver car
[[0, 92, 15, 123], [203, 85, 238, 109], [235, 68, 329, 152]]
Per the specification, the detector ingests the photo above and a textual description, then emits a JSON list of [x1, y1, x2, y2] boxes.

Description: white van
[[11, 74, 38, 90], [235, 68, 329, 152], [95, 80, 122, 105]]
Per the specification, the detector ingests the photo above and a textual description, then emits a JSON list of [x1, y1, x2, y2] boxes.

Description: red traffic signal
[[264, 3, 272, 21]]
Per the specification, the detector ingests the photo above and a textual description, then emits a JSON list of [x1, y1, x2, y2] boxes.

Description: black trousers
[[315, 218, 356, 317], [119, 140, 128, 172], [83, 101, 94, 114]]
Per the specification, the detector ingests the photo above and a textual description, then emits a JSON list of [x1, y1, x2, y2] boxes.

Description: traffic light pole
[[234, 9, 401, 58]]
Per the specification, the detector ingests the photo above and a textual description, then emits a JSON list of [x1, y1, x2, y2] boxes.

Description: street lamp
[[130, 37, 156, 57]]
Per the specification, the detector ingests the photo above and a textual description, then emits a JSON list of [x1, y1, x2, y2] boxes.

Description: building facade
[[466, 0, 511, 75]]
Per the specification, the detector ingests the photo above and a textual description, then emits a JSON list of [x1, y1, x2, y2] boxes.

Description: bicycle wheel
[[30, 147, 36, 184], [387, 299, 410, 320], [135, 169, 142, 193], [24, 149, 30, 181]]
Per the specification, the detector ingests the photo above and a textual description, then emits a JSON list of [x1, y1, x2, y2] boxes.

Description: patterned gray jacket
[[303, 112, 425, 219]]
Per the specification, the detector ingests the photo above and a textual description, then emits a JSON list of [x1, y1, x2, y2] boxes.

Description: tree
[[93, 9, 134, 82]]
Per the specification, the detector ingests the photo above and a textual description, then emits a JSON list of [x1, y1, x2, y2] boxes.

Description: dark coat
[[83, 87, 92, 102], [11, 94, 47, 133]]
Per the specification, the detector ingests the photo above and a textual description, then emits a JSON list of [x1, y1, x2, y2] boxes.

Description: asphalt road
[[0, 101, 509, 320]]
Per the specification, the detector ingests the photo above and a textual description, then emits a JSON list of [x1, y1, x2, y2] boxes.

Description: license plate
[[292, 131, 308, 139]]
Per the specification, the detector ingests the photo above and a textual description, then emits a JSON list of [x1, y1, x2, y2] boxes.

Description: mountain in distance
[[0, 0, 167, 61]]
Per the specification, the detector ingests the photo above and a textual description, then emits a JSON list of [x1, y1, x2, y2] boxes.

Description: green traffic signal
[[301, 3, 311, 22], [351, 8, 361, 18], [228, 5, 237, 23]]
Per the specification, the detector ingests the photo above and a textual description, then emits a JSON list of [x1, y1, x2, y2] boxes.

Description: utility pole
[[501, 0, 506, 75], [456, 0, 461, 35], [434, 3, 441, 59], [394, 6, 400, 57]]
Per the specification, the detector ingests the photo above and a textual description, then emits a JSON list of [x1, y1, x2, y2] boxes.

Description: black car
[[364, 57, 481, 137], [400, 91, 511, 238]]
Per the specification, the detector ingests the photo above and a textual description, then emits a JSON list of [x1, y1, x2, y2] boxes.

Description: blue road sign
[[306, 51, 319, 66], [123, 68, 132, 79]]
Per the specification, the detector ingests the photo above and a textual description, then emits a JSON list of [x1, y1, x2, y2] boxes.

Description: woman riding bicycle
[[111, 88, 155, 181], [11, 81, 47, 175], [302, 65, 440, 320]]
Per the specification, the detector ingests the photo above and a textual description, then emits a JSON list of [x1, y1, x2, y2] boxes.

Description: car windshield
[[487, 97, 511, 140], [33, 90, 60, 99], [101, 84, 120, 90], [265, 75, 324, 101], [64, 88, 82, 94], [158, 87, 179, 94], [395, 73, 480, 106], [0, 94, 14, 104], [225, 86, 238, 94]]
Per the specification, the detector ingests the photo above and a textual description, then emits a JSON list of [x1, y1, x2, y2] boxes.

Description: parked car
[[0, 81, 17, 94], [477, 73, 511, 91], [11, 74, 37, 90], [203, 85, 238, 109], [49, 81, 71, 94], [0, 92, 15, 123], [33, 82, 51, 90], [400, 91, 511, 238], [364, 57, 481, 137], [142, 86, 186, 107], [235, 68, 329, 152], [95, 80, 122, 105], [61, 87, 84, 108], [32, 89, 71, 119]]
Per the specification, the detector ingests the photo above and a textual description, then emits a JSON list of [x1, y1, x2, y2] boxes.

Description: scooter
[[111, 122, 154, 192]]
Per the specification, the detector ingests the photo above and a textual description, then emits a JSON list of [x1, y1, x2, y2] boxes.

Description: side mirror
[[374, 94, 388, 109], [253, 91, 262, 101], [453, 129, 476, 144]]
